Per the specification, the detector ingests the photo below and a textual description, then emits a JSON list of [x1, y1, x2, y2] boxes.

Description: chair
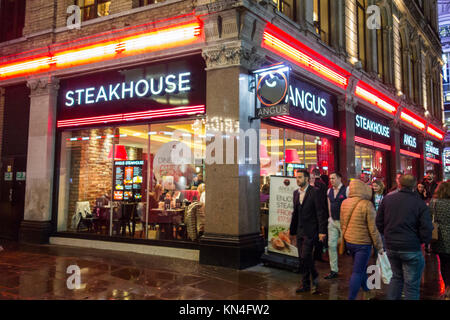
[[120, 203, 136, 237]]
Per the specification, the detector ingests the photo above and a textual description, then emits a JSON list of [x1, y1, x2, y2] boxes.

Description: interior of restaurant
[[57, 119, 206, 242]]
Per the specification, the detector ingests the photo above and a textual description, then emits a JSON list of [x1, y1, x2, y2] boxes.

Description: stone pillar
[[331, 0, 346, 56], [0, 87, 5, 158], [299, 0, 316, 35], [200, 43, 265, 269], [337, 95, 357, 185], [389, 119, 401, 188], [19, 77, 59, 244], [417, 133, 425, 180]]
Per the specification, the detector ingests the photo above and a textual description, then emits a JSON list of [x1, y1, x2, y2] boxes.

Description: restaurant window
[[76, 0, 111, 22], [313, 0, 331, 45], [0, 0, 26, 43], [400, 155, 417, 176], [356, 0, 367, 71], [57, 119, 206, 242], [355, 145, 388, 185]]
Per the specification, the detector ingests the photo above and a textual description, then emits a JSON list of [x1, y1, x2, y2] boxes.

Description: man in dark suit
[[289, 170, 327, 294], [311, 168, 328, 262]]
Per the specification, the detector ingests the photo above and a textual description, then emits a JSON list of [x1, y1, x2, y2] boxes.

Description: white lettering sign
[[65, 72, 191, 107], [285, 85, 327, 117], [426, 141, 440, 156], [403, 134, 417, 148], [356, 114, 390, 138]]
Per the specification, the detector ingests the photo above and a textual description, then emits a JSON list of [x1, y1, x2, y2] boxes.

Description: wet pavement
[[0, 240, 445, 300]]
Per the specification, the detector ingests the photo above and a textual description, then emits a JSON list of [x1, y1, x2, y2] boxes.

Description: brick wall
[[66, 127, 143, 230]]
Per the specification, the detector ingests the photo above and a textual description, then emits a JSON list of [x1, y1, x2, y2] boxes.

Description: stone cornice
[[27, 77, 59, 97], [202, 41, 265, 70]]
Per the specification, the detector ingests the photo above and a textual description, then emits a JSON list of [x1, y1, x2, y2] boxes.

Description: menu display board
[[114, 160, 144, 201], [267, 176, 298, 258]]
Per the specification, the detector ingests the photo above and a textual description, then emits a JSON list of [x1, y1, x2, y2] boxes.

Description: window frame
[[0, 0, 26, 43], [76, 0, 111, 22], [356, 0, 367, 70]]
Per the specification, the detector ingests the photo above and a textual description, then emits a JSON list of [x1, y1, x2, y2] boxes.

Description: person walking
[[416, 183, 427, 201], [422, 170, 439, 202], [289, 170, 327, 295], [429, 181, 450, 299], [376, 175, 433, 300], [311, 168, 328, 263], [324, 172, 348, 280], [372, 179, 385, 212], [340, 179, 383, 300]]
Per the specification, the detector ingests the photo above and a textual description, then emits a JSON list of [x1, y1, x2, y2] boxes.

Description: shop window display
[[56, 120, 206, 242]]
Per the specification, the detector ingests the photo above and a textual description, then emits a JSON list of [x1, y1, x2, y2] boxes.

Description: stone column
[[0, 87, 5, 158], [331, 0, 346, 56], [389, 119, 401, 188], [200, 42, 265, 269], [417, 132, 425, 180], [337, 95, 357, 185], [19, 77, 59, 244], [298, 0, 316, 35]]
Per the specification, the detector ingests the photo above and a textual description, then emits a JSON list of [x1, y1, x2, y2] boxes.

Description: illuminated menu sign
[[58, 55, 206, 122], [113, 160, 144, 201]]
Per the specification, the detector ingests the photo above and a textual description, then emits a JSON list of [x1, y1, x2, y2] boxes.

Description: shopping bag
[[148, 226, 160, 240], [376, 252, 392, 285], [338, 237, 345, 255]]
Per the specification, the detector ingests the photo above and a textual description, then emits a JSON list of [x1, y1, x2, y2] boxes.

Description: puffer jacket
[[340, 179, 383, 252]]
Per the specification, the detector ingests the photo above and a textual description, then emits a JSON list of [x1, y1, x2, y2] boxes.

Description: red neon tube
[[57, 105, 205, 128], [271, 116, 340, 137], [400, 149, 421, 159], [262, 23, 351, 90], [400, 109, 426, 131], [355, 81, 399, 115], [0, 21, 202, 80], [427, 124, 445, 141], [354, 136, 391, 151], [426, 157, 441, 164]]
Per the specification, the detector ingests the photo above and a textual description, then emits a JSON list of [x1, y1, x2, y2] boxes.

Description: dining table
[[149, 208, 186, 240]]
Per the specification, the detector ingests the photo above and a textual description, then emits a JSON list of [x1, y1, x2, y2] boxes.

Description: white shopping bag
[[377, 252, 392, 285]]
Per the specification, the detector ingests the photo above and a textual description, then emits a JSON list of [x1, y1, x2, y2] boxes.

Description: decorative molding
[[337, 95, 357, 113], [26, 77, 60, 97], [202, 42, 265, 70]]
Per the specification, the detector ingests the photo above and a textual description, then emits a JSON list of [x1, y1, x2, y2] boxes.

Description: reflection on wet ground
[[0, 240, 445, 300]]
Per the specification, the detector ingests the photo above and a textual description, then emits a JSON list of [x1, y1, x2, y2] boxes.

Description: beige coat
[[340, 179, 383, 252]]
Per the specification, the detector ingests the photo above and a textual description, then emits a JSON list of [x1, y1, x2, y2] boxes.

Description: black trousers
[[438, 253, 450, 288], [297, 235, 318, 287]]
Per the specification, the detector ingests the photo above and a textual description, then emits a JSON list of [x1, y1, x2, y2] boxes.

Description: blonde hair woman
[[197, 183, 206, 235]]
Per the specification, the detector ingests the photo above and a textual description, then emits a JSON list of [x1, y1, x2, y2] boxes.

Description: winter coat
[[376, 188, 433, 252], [430, 199, 450, 255], [340, 179, 383, 252]]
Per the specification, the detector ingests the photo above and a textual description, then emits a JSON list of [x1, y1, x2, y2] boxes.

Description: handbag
[[430, 200, 439, 241], [376, 252, 392, 284]]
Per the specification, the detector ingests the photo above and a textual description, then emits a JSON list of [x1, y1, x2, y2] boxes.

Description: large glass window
[[0, 0, 26, 42], [400, 155, 418, 176], [57, 119, 206, 242], [273, 0, 296, 22], [356, 0, 367, 70], [355, 145, 388, 184], [76, 0, 111, 22], [313, 0, 331, 45]]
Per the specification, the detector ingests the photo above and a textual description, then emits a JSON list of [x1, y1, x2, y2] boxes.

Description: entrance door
[[0, 84, 30, 240], [0, 156, 26, 240]]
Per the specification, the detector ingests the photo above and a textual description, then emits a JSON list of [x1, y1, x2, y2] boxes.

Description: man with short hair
[[290, 170, 327, 294], [376, 175, 433, 300], [324, 172, 349, 280]]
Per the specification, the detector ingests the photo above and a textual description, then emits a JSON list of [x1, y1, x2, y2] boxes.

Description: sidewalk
[[0, 240, 444, 300]]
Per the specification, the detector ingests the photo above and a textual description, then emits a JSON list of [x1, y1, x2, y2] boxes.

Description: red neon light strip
[[57, 105, 205, 128], [355, 81, 399, 115], [400, 149, 421, 159], [427, 124, 445, 141], [426, 157, 441, 164], [0, 21, 202, 80], [355, 136, 391, 151], [262, 24, 350, 89], [271, 116, 340, 137], [400, 109, 426, 131]]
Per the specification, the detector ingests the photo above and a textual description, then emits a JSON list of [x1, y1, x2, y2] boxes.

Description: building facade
[[0, 0, 446, 269], [439, 1, 450, 180]]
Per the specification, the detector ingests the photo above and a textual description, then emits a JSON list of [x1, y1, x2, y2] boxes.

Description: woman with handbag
[[340, 179, 384, 300], [430, 181, 450, 299]]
